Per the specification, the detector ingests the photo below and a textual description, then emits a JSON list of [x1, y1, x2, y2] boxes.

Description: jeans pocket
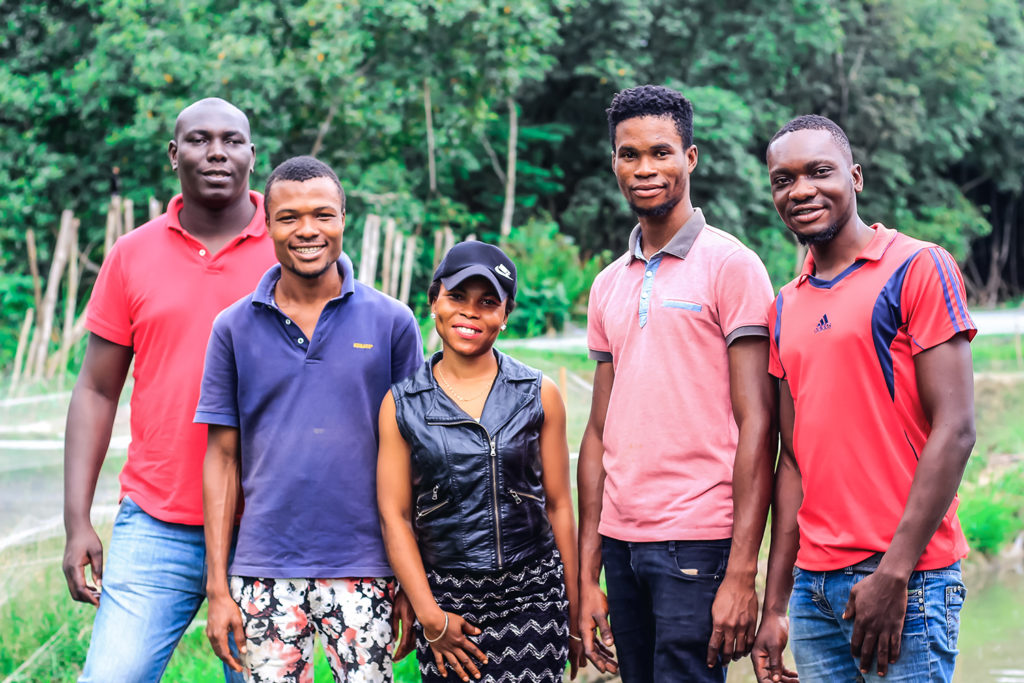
[[669, 543, 729, 582], [945, 583, 966, 649]]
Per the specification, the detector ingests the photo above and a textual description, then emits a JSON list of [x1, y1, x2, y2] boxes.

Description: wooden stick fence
[[7, 194, 143, 396]]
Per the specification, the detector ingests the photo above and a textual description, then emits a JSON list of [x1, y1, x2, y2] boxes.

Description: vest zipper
[[509, 488, 542, 503], [416, 499, 449, 519], [489, 436, 503, 568]]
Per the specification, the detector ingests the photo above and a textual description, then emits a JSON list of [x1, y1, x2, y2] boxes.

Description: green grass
[[971, 333, 1024, 373]]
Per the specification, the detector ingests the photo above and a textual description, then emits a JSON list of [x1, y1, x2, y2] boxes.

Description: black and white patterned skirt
[[417, 549, 569, 682]]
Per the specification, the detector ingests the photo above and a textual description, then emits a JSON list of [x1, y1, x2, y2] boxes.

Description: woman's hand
[[424, 611, 488, 681], [567, 632, 587, 679]]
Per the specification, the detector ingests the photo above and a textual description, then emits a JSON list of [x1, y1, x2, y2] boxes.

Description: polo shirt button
[[646, 271, 653, 277], [199, 249, 207, 256], [297, 338, 305, 344]]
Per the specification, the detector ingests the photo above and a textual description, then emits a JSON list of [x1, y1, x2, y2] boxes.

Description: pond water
[[2, 392, 1023, 681]]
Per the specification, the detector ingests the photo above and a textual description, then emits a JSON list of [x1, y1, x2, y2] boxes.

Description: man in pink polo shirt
[[577, 85, 776, 682], [62, 97, 275, 682], [752, 115, 975, 683]]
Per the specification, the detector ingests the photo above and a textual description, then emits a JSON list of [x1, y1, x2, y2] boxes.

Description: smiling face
[[431, 277, 509, 359], [612, 115, 698, 220], [767, 128, 863, 246], [266, 177, 345, 281], [168, 99, 254, 209]]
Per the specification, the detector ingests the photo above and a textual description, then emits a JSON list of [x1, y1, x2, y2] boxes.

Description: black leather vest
[[391, 350, 555, 571]]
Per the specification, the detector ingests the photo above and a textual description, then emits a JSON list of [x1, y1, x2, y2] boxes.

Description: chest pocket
[[662, 299, 703, 312]]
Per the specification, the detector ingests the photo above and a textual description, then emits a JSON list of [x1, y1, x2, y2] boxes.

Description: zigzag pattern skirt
[[417, 548, 569, 682]]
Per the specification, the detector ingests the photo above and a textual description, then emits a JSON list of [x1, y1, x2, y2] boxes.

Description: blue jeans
[[80, 496, 244, 683], [789, 558, 965, 682], [602, 536, 730, 683]]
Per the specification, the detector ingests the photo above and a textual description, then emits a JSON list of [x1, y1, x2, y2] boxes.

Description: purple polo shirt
[[195, 254, 423, 578]]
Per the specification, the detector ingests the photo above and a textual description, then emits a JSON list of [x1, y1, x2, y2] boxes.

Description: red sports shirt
[[85, 192, 274, 524], [769, 225, 975, 571]]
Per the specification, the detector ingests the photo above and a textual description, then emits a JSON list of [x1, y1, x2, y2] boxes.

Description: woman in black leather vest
[[377, 242, 585, 682]]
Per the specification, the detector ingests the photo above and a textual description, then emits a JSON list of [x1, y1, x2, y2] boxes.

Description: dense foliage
[[3, 0, 1024, 368]]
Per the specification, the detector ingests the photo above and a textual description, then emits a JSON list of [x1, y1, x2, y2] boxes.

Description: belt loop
[[668, 541, 676, 554]]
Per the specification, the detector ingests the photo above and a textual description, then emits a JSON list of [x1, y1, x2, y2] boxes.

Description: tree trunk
[[499, 97, 518, 242], [424, 78, 437, 196]]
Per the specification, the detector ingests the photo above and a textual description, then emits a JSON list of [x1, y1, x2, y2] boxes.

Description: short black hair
[[427, 279, 517, 315], [607, 85, 694, 149], [768, 115, 852, 162], [264, 156, 346, 222]]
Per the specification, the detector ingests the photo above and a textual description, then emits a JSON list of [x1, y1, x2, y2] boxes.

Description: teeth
[[294, 246, 322, 254], [455, 326, 479, 334]]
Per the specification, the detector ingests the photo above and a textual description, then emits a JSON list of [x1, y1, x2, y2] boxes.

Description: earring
[[500, 324, 507, 330], [430, 312, 437, 319]]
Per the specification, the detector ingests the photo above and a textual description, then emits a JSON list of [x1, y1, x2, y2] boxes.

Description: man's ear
[[168, 140, 178, 171]]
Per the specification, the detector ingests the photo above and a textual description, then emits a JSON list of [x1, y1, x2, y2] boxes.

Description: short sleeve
[[194, 315, 240, 427], [902, 247, 977, 354], [85, 242, 133, 347], [586, 276, 612, 363], [768, 294, 786, 379], [714, 248, 774, 345], [391, 312, 425, 383]]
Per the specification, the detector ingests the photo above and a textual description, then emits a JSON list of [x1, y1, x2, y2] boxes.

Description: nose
[[789, 175, 816, 201], [635, 154, 656, 177], [295, 215, 319, 237], [207, 137, 227, 161]]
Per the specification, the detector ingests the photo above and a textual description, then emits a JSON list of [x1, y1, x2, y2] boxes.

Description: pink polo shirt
[[587, 209, 774, 541], [86, 192, 275, 525]]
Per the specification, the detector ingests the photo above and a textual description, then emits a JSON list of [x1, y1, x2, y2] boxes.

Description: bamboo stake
[[104, 195, 121, 258], [8, 309, 34, 397], [51, 218, 81, 383], [122, 198, 135, 236], [388, 230, 405, 299], [25, 229, 42, 314], [358, 214, 382, 285], [398, 235, 416, 304], [148, 196, 162, 221], [30, 210, 74, 379], [381, 218, 397, 294], [444, 226, 455, 256], [432, 229, 444, 271]]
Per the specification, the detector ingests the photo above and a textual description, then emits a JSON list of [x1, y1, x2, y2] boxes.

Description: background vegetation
[[3, 0, 1024, 369]]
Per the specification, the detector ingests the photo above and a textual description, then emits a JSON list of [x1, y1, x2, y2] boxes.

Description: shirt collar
[[797, 223, 896, 285], [252, 252, 357, 308], [626, 208, 706, 264], [165, 191, 266, 239]]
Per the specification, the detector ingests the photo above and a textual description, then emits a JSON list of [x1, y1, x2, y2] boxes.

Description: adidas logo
[[814, 314, 832, 334], [494, 263, 513, 280]]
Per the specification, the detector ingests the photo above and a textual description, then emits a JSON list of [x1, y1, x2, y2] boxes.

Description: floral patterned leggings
[[230, 576, 395, 683]]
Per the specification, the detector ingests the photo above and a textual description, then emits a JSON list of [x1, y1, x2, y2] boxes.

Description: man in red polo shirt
[[62, 97, 275, 682], [752, 115, 975, 683]]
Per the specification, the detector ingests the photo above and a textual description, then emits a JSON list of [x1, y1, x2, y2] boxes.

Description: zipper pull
[[509, 488, 521, 504], [432, 484, 439, 501], [489, 439, 496, 458]]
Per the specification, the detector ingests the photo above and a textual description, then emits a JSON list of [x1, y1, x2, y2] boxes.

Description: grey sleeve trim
[[588, 349, 613, 363], [725, 325, 770, 346]]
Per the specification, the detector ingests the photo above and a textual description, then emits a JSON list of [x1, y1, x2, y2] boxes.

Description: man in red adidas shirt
[[752, 115, 975, 683], [62, 98, 275, 682]]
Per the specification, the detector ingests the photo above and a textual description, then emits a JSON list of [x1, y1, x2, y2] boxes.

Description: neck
[[807, 217, 874, 278], [275, 264, 343, 307], [638, 200, 694, 258], [438, 346, 499, 380], [177, 191, 256, 239]]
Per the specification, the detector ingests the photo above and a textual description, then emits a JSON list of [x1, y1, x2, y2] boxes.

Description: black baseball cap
[[433, 241, 517, 302]]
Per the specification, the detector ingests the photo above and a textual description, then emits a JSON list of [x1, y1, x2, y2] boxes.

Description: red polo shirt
[[769, 224, 975, 571], [85, 192, 275, 525]]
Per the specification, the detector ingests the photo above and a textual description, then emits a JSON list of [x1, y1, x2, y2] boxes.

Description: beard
[[795, 221, 842, 246], [630, 195, 681, 218], [284, 259, 338, 280]]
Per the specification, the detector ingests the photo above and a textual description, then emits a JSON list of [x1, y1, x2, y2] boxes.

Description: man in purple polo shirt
[[196, 156, 423, 682]]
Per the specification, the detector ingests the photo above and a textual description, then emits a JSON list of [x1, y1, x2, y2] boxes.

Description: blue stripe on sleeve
[[773, 293, 786, 379], [939, 249, 973, 329], [872, 253, 920, 400], [927, 249, 962, 333]]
